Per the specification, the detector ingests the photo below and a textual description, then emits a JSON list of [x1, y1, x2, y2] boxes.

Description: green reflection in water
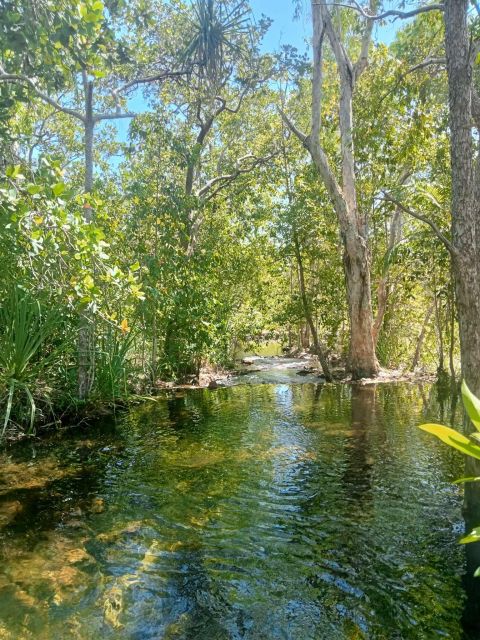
[[0, 383, 468, 639]]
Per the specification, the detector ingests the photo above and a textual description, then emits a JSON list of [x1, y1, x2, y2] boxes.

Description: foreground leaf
[[418, 423, 480, 460], [461, 380, 480, 431], [460, 528, 480, 544]]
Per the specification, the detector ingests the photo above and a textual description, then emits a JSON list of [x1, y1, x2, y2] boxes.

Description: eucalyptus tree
[[282, 0, 381, 379]]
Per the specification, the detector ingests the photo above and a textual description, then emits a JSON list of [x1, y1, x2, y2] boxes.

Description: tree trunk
[[444, 0, 480, 393], [444, 1, 480, 631], [411, 301, 434, 371], [433, 284, 445, 375], [293, 231, 333, 380], [77, 81, 95, 399], [305, 1, 379, 380], [343, 229, 379, 379]]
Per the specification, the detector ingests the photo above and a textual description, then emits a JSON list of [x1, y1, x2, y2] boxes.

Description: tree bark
[[343, 228, 379, 377], [444, 1, 480, 630], [444, 0, 480, 393]]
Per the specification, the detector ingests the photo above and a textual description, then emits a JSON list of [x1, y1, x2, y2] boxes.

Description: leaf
[[453, 476, 480, 484], [474, 567, 480, 578], [52, 182, 66, 197], [130, 261, 140, 272], [27, 184, 42, 195], [462, 380, 480, 431], [83, 274, 95, 290], [418, 423, 480, 460], [460, 528, 480, 544]]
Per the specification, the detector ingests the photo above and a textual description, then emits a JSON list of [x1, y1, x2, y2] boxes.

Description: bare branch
[[311, 2, 325, 143], [312, 2, 444, 21], [0, 65, 84, 122], [382, 192, 456, 256], [94, 111, 137, 122], [112, 69, 189, 99], [279, 108, 309, 144], [320, 2, 354, 77], [406, 56, 446, 74], [197, 151, 278, 201], [353, 0, 377, 80], [214, 85, 250, 114]]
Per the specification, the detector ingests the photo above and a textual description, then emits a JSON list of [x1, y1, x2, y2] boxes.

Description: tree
[[282, 0, 379, 379]]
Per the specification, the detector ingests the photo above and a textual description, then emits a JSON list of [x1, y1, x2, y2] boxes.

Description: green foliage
[[0, 288, 67, 436]]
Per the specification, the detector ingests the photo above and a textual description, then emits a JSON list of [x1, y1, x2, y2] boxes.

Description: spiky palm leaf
[[182, 0, 251, 84]]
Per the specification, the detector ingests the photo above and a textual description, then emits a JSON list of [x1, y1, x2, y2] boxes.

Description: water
[[0, 379, 472, 639]]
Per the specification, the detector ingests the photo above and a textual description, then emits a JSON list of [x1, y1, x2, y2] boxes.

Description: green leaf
[[462, 380, 480, 431], [52, 182, 66, 197], [460, 528, 480, 544], [453, 476, 480, 484], [130, 261, 140, 271], [418, 423, 480, 460], [474, 567, 480, 578], [83, 274, 95, 290], [27, 184, 42, 195]]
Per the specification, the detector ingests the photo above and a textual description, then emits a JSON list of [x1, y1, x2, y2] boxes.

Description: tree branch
[[406, 56, 446, 74], [0, 66, 84, 122], [94, 111, 137, 122], [112, 69, 190, 98], [353, 0, 377, 80], [279, 108, 309, 144], [382, 192, 456, 256], [320, 2, 354, 76], [312, 2, 444, 21], [197, 151, 278, 201]]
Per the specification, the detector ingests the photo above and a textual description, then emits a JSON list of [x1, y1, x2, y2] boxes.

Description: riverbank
[[155, 354, 437, 390], [0, 355, 441, 444]]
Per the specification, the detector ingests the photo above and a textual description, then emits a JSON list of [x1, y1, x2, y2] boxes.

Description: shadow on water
[[0, 381, 473, 639]]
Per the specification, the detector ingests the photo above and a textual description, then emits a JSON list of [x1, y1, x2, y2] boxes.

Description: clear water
[[0, 381, 475, 639]]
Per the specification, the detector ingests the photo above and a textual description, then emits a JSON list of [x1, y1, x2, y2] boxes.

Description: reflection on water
[[0, 383, 471, 639]]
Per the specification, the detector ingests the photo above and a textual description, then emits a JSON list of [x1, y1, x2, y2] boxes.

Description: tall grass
[[94, 325, 135, 403], [0, 288, 66, 437]]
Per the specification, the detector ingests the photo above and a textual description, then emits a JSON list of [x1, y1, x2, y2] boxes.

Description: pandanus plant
[[0, 288, 65, 437], [420, 381, 480, 573], [182, 0, 251, 85]]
